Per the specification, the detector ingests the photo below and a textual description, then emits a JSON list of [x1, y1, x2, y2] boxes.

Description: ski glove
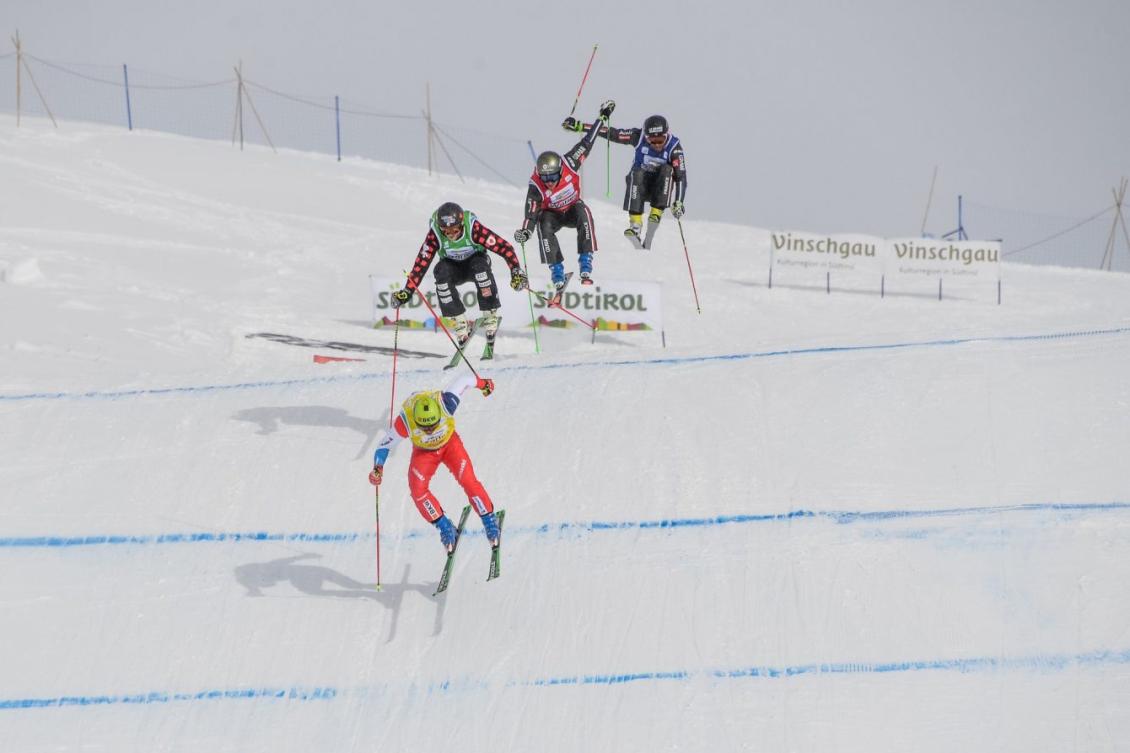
[[672, 201, 686, 219], [513, 228, 532, 244], [561, 116, 583, 133], [476, 377, 495, 397], [598, 99, 616, 122], [509, 267, 528, 291], [391, 288, 413, 308], [368, 466, 383, 486]]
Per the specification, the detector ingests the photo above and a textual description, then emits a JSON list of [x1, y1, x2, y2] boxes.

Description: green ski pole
[[606, 135, 611, 198], [519, 241, 541, 354]]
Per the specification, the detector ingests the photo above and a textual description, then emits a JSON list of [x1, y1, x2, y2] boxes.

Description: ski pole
[[567, 44, 598, 118], [528, 287, 596, 330], [606, 136, 611, 198], [676, 217, 702, 314], [374, 308, 400, 592], [411, 288, 483, 380], [518, 241, 541, 354], [389, 307, 401, 431], [377, 483, 386, 587]]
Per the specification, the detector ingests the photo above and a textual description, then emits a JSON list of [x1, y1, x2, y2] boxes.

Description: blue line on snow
[[528, 648, 1130, 687], [2, 501, 1126, 550], [3, 649, 1129, 712], [2, 325, 1128, 403], [0, 686, 336, 710]]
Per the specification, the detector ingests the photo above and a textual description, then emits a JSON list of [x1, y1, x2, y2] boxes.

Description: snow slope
[[1, 120, 1129, 752]]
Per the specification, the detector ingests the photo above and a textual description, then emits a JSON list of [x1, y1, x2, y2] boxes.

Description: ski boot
[[482, 309, 500, 338], [550, 262, 567, 291], [642, 207, 664, 249], [579, 252, 593, 286], [547, 263, 572, 307], [481, 309, 501, 360], [481, 511, 501, 549], [624, 214, 644, 249], [452, 315, 472, 347], [435, 515, 458, 552]]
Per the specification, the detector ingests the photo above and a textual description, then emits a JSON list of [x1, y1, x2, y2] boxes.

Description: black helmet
[[434, 201, 464, 229], [536, 151, 562, 183], [643, 115, 668, 139]]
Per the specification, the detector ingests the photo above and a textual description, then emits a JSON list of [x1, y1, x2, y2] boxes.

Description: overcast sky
[[5, 0, 1129, 239]]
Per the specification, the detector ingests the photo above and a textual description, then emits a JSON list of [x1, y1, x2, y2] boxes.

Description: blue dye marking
[[3, 651, 1129, 712], [526, 648, 1130, 690], [1, 502, 1127, 550], [0, 686, 336, 710], [2, 326, 1128, 404], [709, 648, 1130, 680], [0, 531, 363, 548]]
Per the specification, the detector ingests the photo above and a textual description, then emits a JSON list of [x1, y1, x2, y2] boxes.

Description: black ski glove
[[392, 288, 412, 308]]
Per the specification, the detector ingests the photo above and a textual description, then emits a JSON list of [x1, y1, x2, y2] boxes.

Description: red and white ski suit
[[372, 373, 495, 523]]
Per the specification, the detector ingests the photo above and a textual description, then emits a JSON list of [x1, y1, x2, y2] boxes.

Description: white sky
[[4, 0, 1129, 237]]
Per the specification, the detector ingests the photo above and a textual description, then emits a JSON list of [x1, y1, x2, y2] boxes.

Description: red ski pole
[[528, 287, 596, 330], [567, 44, 598, 118], [676, 217, 702, 314], [375, 308, 402, 591]]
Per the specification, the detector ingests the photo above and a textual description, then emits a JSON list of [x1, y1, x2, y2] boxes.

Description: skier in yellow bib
[[368, 373, 499, 551]]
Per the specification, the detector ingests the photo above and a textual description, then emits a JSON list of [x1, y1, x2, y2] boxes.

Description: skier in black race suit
[[562, 112, 687, 248]]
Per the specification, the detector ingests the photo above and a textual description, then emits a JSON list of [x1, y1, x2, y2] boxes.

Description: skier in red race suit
[[369, 373, 500, 551], [514, 99, 616, 291]]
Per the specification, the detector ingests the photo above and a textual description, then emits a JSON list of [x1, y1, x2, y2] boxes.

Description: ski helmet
[[536, 151, 563, 184], [412, 394, 442, 428], [434, 202, 464, 235], [643, 115, 669, 140]]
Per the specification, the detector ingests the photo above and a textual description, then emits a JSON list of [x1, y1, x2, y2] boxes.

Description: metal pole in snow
[[335, 95, 341, 161], [123, 64, 133, 130]]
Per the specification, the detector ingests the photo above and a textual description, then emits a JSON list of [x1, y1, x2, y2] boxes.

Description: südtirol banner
[[369, 275, 663, 335], [539, 279, 662, 336], [768, 230, 884, 290]]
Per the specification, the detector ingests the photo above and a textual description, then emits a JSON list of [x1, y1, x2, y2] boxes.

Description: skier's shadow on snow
[[233, 406, 382, 460], [234, 554, 452, 639]]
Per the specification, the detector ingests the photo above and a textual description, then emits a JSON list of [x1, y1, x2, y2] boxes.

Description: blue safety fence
[[0, 51, 532, 189], [2, 50, 1127, 273]]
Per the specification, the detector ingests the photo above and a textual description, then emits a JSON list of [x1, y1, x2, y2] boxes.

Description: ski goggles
[[540, 170, 561, 185]]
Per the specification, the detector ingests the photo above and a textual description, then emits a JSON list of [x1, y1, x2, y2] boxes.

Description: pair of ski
[[434, 505, 505, 595], [444, 315, 501, 370], [626, 216, 662, 250]]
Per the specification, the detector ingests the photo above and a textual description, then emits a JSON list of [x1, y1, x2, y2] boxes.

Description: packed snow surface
[[1, 121, 1129, 751]]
